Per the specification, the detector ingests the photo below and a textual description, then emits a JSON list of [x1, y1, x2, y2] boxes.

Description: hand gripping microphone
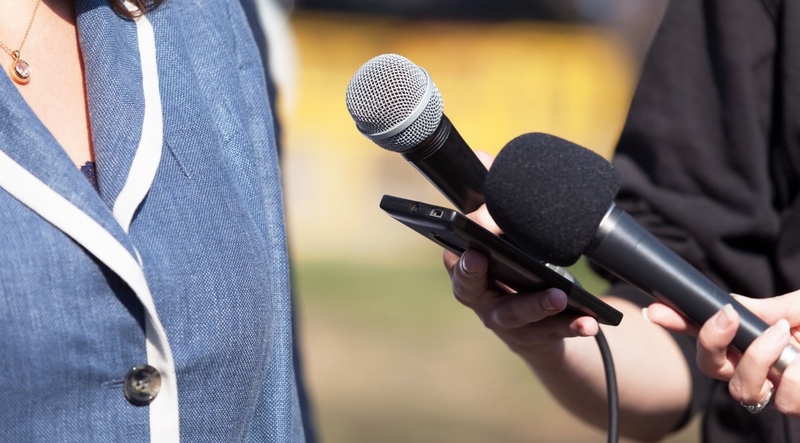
[[484, 132, 800, 374], [345, 54, 486, 213]]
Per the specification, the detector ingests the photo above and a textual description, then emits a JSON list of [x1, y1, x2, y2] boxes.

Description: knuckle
[[774, 368, 800, 415], [780, 402, 800, 417], [694, 353, 725, 379], [726, 381, 745, 402], [696, 332, 719, 353], [774, 396, 800, 416], [491, 304, 522, 330], [478, 311, 504, 332], [491, 295, 546, 331], [784, 366, 800, 389], [742, 345, 776, 367], [451, 277, 487, 305]]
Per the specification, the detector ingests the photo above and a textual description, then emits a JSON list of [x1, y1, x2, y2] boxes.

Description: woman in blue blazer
[[0, 0, 304, 441]]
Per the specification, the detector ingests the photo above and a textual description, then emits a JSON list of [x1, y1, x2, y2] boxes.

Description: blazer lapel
[[77, 0, 163, 233], [0, 74, 136, 259], [0, 4, 179, 440]]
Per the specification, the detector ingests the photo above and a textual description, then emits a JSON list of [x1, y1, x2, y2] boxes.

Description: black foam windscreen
[[484, 133, 621, 266]]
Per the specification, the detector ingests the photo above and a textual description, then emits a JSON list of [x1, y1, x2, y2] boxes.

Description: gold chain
[[0, 0, 42, 57]]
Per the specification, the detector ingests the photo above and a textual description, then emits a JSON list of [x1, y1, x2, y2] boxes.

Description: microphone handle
[[402, 115, 486, 213], [588, 205, 799, 374]]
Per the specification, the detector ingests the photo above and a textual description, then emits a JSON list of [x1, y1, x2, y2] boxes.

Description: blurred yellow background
[[278, 6, 700, 443], [282, 11, 636, 262]]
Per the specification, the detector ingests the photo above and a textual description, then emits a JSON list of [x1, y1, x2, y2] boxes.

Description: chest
[[9, 0, 92, 167]]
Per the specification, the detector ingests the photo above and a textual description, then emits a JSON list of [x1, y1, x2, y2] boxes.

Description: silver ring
[[740, 386, 775, 414]]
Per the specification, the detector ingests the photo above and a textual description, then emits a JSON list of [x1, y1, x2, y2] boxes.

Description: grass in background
[[293, 257, 702, 443], [296, 256, 610, 327]]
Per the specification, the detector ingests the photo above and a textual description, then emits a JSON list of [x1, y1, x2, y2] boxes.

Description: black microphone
[[345, 53, 486, 213], [484, 132, 800, 374]]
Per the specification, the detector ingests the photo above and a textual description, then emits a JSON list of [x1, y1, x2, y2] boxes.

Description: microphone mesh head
[[345, 54, 443, 152]]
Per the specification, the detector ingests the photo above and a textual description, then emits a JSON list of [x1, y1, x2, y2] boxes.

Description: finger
[[466, 204, 502, 235], [729, 319, 790, 405], [474, 150, 495, 169], [696, 304, 740, 379], [498, 315, 600, 350], [486, 288, 569, 330], [773, 351, 800, 417], [730, 293, 800, 346], [448, 249, 494, 305], [644, 302, 699, 335], [734, 291, 800, 326], [443, 249, 460, 277]]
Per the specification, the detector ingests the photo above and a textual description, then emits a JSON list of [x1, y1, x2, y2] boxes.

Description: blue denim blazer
[[0, 1, 303, 441]]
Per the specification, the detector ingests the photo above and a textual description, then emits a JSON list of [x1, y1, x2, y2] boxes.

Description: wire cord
[[595, 328, 619, 443]]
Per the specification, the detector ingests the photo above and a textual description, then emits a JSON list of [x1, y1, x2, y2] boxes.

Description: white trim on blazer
[[125, 7, 180, 442], [0, 4, 180, 441], [113, 8, 164, 236], [0, 149, 179, 441]]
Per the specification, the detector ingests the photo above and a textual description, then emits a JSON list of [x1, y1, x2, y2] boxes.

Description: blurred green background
[[273, 2, 701, 442]]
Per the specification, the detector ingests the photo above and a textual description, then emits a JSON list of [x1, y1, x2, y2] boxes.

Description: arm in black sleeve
[[603, 0, 785, 431], [612, 0, 782, 298]]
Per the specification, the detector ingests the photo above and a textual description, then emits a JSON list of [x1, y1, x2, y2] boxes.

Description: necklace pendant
[[9, 52, 31, 85]]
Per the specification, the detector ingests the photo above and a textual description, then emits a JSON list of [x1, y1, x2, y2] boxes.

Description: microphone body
[[484, 132, 800, 374], [590, 205, 799, 373], [346, 53, 486, 213], [401, 114, 486, 213]]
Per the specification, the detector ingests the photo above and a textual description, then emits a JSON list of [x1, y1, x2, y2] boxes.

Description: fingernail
[[541, 289, 567, 312], [459, 255, 472, 275], [715, 304, 735, 330], [764, 319, 790, 342], [642, 307, 651, 323], [541, 291, 555, 311]]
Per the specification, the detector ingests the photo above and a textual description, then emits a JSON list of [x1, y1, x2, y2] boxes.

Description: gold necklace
[[0, 0, 42, 85]]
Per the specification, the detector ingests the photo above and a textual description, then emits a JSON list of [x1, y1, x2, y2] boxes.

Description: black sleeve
[[604, 0, 785, 430], [613, 0, 783, 297]]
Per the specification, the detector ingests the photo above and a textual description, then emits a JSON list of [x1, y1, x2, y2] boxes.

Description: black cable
[[594, 328, 619, 443], [557, 268, 619, 442]]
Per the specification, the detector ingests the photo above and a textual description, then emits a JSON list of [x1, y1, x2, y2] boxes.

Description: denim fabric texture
[[0, 0, 303, 441]]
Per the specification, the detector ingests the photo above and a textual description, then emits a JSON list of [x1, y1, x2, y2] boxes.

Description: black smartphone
[[380, 194, 622, 326]]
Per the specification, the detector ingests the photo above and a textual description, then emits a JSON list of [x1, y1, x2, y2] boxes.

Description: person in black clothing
[[444, 0, 800, 441]]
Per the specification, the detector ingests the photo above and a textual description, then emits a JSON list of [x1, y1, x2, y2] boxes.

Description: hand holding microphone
[[346, 48, 800, 429], [346, 53, 605, 332], [346, 53, 612, 353], [483, 132, 800, 378]]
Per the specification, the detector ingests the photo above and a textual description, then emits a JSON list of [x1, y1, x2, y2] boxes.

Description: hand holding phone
[[380, 194, 622, 326]]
